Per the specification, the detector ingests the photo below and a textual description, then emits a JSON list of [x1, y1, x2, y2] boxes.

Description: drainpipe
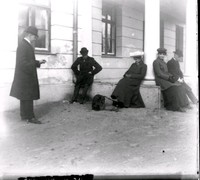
[[73, 0, 78, 83], [73, 0, 78, 62]]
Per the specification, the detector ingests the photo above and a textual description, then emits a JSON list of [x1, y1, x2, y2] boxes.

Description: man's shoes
[[177, 107, 186, 112], [79, 99, 85, 104], [185, 105, 193, 109], [69, 99, 77, 104], [27, 118, 42, 124]]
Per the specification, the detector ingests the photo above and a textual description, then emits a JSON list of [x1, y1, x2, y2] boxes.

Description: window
[[160, 20, 164, 48], [18, 0, 50, 52], [176, 25, 184, 61], [102, 2, 116, 56]]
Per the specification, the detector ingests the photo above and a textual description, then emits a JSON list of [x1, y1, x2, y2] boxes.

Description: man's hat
[[173, 49, 183, 57], [80, 47, 88, 55], [129, 51, 144, 57], [157, 47, 167, 54], [25, 26, 38, 37]]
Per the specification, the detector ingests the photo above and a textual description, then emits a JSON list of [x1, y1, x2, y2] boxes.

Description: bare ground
[[0, 101, 199, 178]]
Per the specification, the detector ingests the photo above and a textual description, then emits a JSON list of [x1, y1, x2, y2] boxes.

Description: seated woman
[[111, 51, 147, 108], [153, 48, 190, 112]]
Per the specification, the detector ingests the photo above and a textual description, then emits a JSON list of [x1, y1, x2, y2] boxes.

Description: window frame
[[176, 25, 184, 61], [18, 1, 51, 53], [102, 2, 116, 56]]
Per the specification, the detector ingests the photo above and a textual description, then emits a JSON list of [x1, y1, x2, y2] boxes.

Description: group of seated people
[[70, 47, 198, 112]]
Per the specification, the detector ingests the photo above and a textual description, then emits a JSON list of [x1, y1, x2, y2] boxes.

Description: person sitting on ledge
[[111, 51, 147, 108], [153, 48, 190, 112], [167, 49, 198, 105]]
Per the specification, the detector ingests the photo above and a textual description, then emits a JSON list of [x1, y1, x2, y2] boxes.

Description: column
[[185, 0, 198, 77], [184, 0, 198, 97], [144, 0, 160, 84], [78, 0, 93, 56]]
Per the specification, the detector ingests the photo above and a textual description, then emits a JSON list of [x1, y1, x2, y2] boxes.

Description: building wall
[[0, 0, 191, 111], [91, 0, 145, 83], [0, 0, 75, 111]]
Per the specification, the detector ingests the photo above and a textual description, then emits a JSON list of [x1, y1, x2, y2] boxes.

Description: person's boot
[[80, 85, 90, 104], [70, 86, 80, 103]]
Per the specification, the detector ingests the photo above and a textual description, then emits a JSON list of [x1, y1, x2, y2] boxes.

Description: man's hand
[[168, 75, 176, 83], [39, 59, 46, 64], [125, 74, 131, 78], [177, 78, 184, 83]]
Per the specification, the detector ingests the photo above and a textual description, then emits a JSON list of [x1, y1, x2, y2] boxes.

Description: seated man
[[111, 51, 147, 108], [70, 47, 102, 104], [167, 49, 198, 104], [153, 48, 190, 112]]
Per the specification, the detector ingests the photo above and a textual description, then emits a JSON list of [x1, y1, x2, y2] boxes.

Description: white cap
[[129, 51, 144, 57]]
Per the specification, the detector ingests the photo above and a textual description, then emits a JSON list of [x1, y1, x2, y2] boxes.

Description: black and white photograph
[[0, 0, 198, 179]]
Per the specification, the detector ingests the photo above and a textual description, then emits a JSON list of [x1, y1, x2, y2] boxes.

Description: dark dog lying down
[[92, 94, 118, 112]]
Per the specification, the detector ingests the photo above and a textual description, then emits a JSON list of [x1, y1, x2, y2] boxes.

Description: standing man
[[70, 47, 102, 104], [111, 51, 147, 108], [10, 26, 46, 124], [167, 49, 198, 104]]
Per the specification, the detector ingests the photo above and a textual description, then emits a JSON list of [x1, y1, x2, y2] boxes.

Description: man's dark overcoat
[[10, 39, 41, 100], [167, 58, 183, 81], [167, 58, 198, 103], [153, 57, 181, 90], [153, 57, 189, 109], [111, 60, 147, 108]]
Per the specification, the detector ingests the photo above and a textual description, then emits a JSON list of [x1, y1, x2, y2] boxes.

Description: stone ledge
[[90, 81, 161, 109]]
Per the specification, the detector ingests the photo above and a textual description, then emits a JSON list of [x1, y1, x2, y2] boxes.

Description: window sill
[[101, 55, 122, 59], [35, 51, 57, 55]]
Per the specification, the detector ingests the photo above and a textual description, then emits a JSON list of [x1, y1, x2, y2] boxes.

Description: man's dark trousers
[[182, 82, 198, 103], [20, 100, 35, 120]]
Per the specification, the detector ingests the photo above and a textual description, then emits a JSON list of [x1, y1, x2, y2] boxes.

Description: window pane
[[102, 1, 116, 56], [102, 22, 106, 38], [107, 23, 111, 38], [35, 8, 48, 30], [102, 7, 106, 19], [111, 8, 115, 21], [111, 39, 115, 54], [18, 5, 29, 27], [102, 38, 105, 54], [111, 25, 115, 39], [106, 38, 111, 53], [35, 30, 48, 49]]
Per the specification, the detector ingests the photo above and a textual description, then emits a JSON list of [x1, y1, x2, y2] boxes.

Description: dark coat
[[167, 58, 198, 103], [71, 56, 102, 87], [153, 57, 180, 90], [10, 39, 41, 100], [153, 57, 189, 109], [111, 61, 147, 108], [167, 58, 183, 80]]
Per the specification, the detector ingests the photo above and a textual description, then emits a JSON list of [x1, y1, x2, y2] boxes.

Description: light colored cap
[[129, 51, 144, 57]]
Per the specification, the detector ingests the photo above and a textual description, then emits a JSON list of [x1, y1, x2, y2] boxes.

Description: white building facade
[[0, 0, 198, 111]]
